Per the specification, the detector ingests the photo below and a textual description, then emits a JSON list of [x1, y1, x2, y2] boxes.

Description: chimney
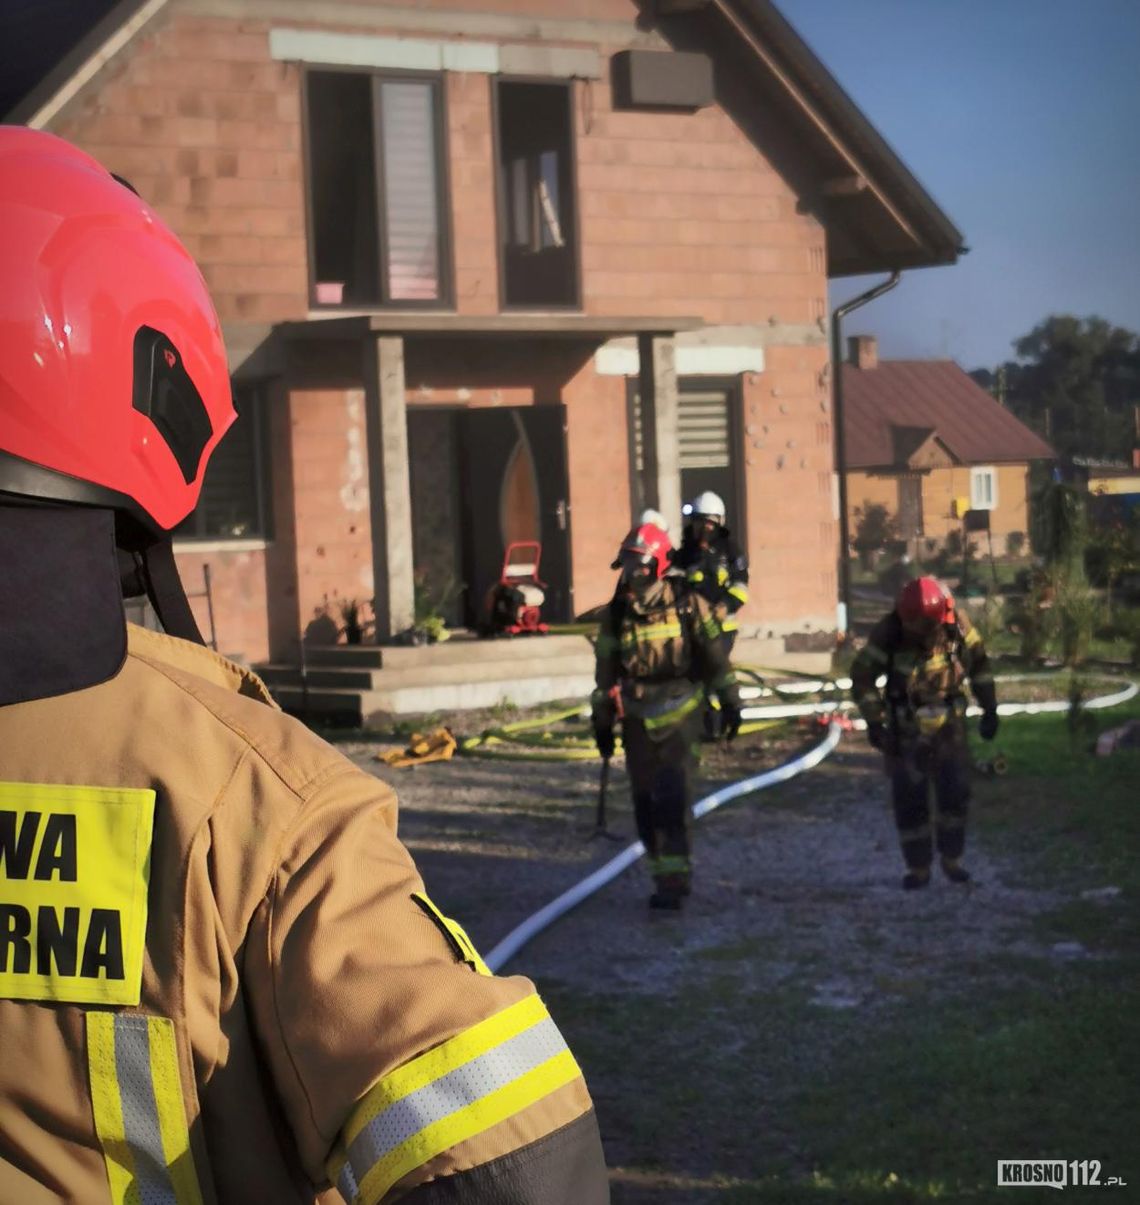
[[848, 334, 878, 370]]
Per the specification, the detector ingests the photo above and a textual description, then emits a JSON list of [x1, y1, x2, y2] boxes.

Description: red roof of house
[[842, 360, 1054, 469]]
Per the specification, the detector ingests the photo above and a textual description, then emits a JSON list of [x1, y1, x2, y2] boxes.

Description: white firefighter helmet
[[638, 507, 671, 537], [689, 491, 725, 522]]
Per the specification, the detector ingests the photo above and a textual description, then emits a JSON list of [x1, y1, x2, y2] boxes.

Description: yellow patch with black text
[[411, 891, 493, 976], [0, 781, 155, 1005]]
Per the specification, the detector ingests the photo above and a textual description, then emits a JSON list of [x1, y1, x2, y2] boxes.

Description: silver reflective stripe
[[114, 1017, 178, 1205], [338, 1017, 567, 1202]]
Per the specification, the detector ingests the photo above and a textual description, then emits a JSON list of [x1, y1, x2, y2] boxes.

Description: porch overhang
[[276, 313, 704, 341]]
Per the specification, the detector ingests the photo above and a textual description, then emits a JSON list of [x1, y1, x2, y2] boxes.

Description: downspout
[[831, 270, 901, 636]]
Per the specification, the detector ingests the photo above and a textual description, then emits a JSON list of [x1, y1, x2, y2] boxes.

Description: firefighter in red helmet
[[0, 129, 606, 1205], [850, 576, 999, 889], [592, 522, 743, 909]]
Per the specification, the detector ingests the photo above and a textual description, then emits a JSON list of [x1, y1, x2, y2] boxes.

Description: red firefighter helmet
[[618, 522, 672, 580], [0, 127, 235, 533], [896, 576, 955, 627]]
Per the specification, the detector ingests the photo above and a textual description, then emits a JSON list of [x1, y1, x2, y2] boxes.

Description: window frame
[[624, 375, 746, 548], [301, 65, 455, 311], [173, 381, 272, 543], [490, 74, 582, 312], [970, 465, 998, 511]]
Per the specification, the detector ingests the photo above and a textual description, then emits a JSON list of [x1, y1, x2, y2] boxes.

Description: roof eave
[[722, 0, 966, 275]]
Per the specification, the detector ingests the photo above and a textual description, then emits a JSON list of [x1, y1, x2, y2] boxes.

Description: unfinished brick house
[[10, 0, 964, 663]]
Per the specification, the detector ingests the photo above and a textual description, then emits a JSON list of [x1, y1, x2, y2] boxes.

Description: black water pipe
[[831, 270, 902, 637]]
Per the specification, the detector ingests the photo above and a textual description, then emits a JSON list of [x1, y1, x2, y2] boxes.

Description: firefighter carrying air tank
[[592, 521, 743, 910], [850, 576, 999, 890]]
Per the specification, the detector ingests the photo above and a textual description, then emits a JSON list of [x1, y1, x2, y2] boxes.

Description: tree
[[970, 315, 1140, 464]]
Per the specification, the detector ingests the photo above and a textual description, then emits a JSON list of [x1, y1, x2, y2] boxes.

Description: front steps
[[255, 632, 834, 723]]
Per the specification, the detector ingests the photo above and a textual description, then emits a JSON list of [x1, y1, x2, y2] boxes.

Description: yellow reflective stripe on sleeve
[[352, 1052, 581, 1205], [964, 626, 982, 646], [342, 994, 548, 1146], [687, 569, 705, 583], [727, 584, 749, 604], [715, 566, 729, 585], [86, 1013, 205, 1205], [720, 617, 739, 634], [332, 994, 583, 1205], [411, 892, 492, 976]]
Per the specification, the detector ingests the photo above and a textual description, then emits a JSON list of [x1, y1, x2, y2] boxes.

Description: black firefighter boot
[[649, 873, 686, 911]]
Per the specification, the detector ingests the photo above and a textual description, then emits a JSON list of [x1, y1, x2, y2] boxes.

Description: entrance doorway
[[407, 406, 574, 628]]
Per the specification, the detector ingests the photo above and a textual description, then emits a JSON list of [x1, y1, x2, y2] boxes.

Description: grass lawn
[[546, 699, 1140, 1203]]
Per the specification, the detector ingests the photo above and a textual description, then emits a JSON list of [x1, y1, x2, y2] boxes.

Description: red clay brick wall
[[741, 346, 837, 633], [286, 386, 376, 642], [173, 545, 271, 663], [562, 365, 631, 615], [53, 10, 306, 326]]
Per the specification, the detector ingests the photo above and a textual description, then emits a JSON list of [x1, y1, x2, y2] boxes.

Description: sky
[[778, 0, 1140, 371]]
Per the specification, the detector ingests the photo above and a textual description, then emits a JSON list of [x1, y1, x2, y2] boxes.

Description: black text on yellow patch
[[0, 782, 155, 1005]]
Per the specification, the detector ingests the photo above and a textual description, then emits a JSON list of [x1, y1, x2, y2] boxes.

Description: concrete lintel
[[188, 0, 667, 51], [498, 44, 601, 79], [362, 335, 415, 639], [270, 29, 499, 73], [638, 334, 682, 532], [594, 321, 826, 376]]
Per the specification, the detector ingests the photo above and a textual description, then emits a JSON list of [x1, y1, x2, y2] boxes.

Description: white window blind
[[381, 81, 441, 301]]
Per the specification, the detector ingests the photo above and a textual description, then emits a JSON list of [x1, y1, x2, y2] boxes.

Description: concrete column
[[637, 333, 681, 531], [362, 335, 415, 639]]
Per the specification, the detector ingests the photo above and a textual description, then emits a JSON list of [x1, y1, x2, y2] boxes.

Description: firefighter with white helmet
[[592, 521, 743, 909], [850, 576, 999, 889], [673, 491, 750, 653], [0, 128, 606, 1204]]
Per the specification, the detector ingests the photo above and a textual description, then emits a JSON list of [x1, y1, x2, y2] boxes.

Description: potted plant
[[339, 597, 365, 644]]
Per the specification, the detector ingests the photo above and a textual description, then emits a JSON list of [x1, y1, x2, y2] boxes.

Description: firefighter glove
[[979, 710, 1000, 741], [723, 701, 743, 742], [594, 725, 616, 759]]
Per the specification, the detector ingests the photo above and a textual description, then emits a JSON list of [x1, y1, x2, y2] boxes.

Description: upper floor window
[[494, 79, 579, 308], [305, 70, 451, 307], [176, 383, 271, 541], [970, 465, 998, 510]]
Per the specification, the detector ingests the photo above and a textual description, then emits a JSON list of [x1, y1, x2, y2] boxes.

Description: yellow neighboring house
[[842, 335, 1054, 552]]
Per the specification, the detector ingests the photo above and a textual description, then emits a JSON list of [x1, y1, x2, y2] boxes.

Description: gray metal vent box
[[611, 50, 714, 110]]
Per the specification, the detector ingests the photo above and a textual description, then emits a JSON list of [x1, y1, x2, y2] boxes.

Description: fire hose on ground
[[476, 670, 1136, 971], [485, 720, 843, 972]]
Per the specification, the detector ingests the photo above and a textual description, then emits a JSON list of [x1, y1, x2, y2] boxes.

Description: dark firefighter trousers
[[888, 719, 971, 870], [622, 711, 700, 893]]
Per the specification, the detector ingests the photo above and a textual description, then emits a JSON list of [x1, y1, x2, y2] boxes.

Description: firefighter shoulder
[[0, 129, 606, 1205]]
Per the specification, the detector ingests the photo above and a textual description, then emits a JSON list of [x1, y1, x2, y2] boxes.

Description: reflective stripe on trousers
[[86, 1012, 205, 1205]]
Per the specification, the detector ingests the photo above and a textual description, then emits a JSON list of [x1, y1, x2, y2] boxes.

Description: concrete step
[[258, 651, 595, 691], [298, 632, 594, 670], [273, 672, 598, 723]]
